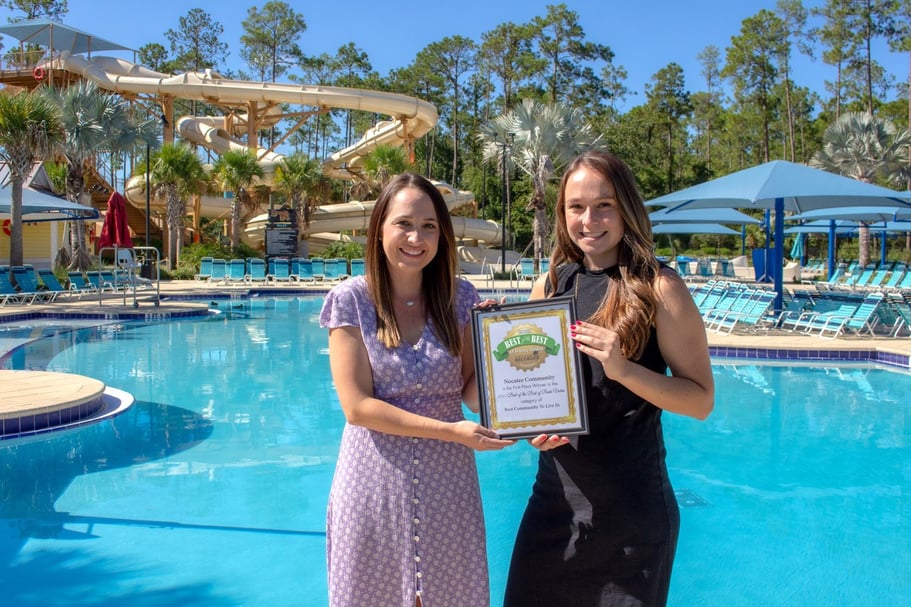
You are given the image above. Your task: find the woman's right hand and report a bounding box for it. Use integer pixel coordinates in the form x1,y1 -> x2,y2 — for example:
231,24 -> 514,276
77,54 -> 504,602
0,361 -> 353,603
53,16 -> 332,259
451,420 -> 515,451
529,434 -> 571,451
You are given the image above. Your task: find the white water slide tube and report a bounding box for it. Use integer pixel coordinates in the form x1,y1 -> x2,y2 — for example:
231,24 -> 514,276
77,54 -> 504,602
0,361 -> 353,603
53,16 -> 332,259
59,53 -> 502,247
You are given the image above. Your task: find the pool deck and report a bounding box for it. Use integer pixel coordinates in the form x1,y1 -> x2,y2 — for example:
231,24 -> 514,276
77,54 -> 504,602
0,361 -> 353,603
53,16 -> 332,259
1,278 -> 910,434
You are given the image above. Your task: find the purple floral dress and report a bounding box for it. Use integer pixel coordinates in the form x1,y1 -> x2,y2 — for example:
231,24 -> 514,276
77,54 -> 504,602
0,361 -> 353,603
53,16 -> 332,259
319,276 -> 489,607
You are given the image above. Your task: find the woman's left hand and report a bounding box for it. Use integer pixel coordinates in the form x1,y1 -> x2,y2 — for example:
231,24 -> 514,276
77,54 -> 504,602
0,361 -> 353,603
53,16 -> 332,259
570,320 -> 628,380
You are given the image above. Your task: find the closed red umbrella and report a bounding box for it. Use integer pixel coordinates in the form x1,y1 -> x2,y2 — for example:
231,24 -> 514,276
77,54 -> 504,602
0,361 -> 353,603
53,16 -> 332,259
97,191 -> 133,250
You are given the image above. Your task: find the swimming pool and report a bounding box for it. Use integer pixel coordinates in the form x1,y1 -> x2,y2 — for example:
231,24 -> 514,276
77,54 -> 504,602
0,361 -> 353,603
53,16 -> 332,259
1,295 -> 908,606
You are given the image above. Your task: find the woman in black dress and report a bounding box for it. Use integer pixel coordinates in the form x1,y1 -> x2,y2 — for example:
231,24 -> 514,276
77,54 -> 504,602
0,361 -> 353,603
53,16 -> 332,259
504,150 -> 715,607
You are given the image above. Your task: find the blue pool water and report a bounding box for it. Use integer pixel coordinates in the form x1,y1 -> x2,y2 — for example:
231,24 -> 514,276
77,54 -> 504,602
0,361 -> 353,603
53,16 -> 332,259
1,295 -> 909,606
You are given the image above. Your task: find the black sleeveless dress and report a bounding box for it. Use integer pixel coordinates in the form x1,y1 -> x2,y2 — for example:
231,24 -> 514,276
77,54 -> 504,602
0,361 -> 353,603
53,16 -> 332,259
503,263 -> 679,607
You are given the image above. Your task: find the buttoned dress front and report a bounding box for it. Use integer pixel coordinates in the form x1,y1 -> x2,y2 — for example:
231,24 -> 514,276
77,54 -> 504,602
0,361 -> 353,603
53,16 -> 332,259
319,276 -> 489,607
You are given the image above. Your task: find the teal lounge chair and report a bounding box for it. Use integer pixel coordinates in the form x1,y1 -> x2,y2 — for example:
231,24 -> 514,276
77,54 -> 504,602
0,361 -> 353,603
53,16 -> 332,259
11,266 -> 56,302
209,259 -> 227,283
349,258 -> 365,278
37,269 -> 70,299
311,257 -> 326,281
267,258 -> 292,283
195,257 -> 214,281
225,259 -> 247,284
1,273 -> 31,305
292,258 -> 314,282
246,258 -> 268,284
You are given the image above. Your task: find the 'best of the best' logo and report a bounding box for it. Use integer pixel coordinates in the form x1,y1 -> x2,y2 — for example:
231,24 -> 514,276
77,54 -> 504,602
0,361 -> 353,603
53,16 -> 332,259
493,323 -> 561,371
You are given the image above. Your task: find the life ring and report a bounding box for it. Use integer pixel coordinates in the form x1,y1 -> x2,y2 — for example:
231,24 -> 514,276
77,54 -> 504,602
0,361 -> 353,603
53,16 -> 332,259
2,219 -> 10,236
33,66 -> 46,81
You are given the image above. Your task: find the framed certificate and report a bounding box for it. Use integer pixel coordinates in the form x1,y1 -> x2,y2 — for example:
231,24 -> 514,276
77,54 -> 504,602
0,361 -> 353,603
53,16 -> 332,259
470,296 -> 588,440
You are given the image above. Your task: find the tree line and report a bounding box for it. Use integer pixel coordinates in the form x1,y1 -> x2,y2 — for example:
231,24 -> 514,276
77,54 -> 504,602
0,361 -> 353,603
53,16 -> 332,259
3,0 -> 911,265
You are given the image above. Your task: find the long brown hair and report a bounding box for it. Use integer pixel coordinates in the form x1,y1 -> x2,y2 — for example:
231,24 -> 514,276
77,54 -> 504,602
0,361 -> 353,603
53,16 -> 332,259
549,150 -> 660,359
364,173 -> 462,355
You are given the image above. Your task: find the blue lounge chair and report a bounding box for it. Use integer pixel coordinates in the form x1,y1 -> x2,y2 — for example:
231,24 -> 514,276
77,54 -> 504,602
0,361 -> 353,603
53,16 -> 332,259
225,259 -> 247,284
67,271 -> 97,297
292,258 -> 314,282
86,270 -> 116,292
246,258 -> 268,284
540,258 -> 550,275
267,257 -> 292,283
311,257 -> 326,281
209,259 -> 227,283
335,258 -> 349,280
11,266 -> 56,302
349,258 -> 365,278
195,257 -> 214,281
1,273 -> 31,305
515,258 -> 536,282
37,269 -> 70,299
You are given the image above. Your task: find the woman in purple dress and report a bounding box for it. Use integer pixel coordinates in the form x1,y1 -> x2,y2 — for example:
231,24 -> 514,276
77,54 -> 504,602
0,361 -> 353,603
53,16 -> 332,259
320,173 -> 514,607
504,151 -> 715,606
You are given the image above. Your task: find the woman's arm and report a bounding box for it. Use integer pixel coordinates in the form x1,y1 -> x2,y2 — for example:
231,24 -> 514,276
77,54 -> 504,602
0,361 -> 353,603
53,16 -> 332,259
328,325 -> 514,449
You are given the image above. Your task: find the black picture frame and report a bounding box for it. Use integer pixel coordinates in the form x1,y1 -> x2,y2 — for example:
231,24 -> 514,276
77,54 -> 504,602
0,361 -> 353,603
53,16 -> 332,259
470,296 -> 588,440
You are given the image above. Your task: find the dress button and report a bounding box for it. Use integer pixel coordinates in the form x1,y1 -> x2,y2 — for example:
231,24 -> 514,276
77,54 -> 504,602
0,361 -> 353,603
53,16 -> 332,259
416,383 -> 422,389
416,572 -> 423,579
412,478 -> 419,484
412,437 -> 419,444
415,556 -> 421,563
413,498 -> 420,504
414,518 -> 420,525
413,459 -> 420,465
413,535 -> 420,542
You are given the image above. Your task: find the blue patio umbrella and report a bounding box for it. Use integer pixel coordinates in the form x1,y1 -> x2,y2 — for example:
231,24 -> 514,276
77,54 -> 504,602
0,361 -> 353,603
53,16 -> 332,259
645,160 -> 911,311
648,207 -> 761,225
651,222 -> 740,235
789,206 -> 911,275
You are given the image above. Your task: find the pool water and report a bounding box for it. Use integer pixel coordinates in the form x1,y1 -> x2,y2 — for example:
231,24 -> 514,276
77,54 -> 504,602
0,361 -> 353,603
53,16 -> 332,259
1,295 -> 909,606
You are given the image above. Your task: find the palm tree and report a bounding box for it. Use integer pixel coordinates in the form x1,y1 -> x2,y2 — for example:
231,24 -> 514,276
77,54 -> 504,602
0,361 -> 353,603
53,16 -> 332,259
150,142 -> 207,270
810,111 -> 911,267
211,149 -> 265,250
479,99 -> 600,267
42,81 -> 159,269
273,153 -> 331,257
0,90 -> 62,269
351,144 -> 414,199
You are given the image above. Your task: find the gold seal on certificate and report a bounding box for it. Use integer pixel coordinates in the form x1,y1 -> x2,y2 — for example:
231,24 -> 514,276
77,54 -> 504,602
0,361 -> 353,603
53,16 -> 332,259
471,296 -> 588,439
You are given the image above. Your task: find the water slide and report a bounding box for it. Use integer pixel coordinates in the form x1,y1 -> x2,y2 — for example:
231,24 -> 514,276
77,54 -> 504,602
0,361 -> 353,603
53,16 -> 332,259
53,52 -> 506,259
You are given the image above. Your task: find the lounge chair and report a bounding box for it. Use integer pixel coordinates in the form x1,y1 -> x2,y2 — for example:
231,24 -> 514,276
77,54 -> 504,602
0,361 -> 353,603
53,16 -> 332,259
225,259 -> 248,284
311,257 -> 326,281
781,292 -> 884,339
704,289 -> 776,334
36,269 -> 71,300
67,271 -> 97,297
246,258 -> 268,284
1,273 -> 32,305
324,258 -> 340,282
882,264 -> 907,291
11,265 -> 56,302
292,258 -> 314,282
267,258 -> 292,283
514,258 -> 536,282
209,259 -> 227,283
349,258 -> 365,278
334,258 -> 350,280
195,257 -> 214,281
85,270 -> 117,292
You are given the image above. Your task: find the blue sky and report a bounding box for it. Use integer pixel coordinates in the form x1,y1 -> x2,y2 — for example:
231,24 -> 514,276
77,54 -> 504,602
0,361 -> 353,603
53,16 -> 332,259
1,0 -> 907,111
